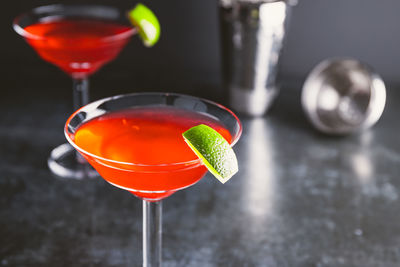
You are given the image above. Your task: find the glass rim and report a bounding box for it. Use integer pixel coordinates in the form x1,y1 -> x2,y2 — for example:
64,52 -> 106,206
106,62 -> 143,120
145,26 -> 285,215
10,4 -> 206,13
13,4 -> 137,42
65,92 -> 243,168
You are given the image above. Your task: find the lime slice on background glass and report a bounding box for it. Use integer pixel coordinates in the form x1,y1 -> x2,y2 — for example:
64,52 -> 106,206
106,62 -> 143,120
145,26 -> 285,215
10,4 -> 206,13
183,124 -> 238,184
127,3 -> 160,47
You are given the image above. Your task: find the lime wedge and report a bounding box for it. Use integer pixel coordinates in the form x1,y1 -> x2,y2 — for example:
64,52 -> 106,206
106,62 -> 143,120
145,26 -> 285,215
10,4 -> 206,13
183,124 -> 238,184
127,3 -> 160,47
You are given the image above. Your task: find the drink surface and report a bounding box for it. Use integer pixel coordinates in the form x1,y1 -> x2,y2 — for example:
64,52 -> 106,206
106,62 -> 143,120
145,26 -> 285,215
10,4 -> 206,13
73,106 -> 232,200
23,18 -> 133,78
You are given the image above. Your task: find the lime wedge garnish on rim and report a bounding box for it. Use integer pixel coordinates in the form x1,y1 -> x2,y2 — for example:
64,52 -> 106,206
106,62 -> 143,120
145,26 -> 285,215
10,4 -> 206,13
183,124 -> 238,184
127,3 -> 160,47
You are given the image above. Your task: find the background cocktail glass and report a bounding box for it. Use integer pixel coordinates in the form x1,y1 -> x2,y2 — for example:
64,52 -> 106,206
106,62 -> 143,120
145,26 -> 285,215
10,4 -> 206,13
65,92 -> 242,266
13,5 -> 136,179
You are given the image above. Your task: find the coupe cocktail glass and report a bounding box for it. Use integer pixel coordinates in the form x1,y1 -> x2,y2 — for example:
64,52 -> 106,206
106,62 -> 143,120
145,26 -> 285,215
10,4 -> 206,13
13,5 -> 137,179
65,92 -> 242,266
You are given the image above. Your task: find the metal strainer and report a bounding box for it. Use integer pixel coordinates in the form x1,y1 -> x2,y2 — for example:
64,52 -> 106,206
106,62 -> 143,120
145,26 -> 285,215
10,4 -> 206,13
301,58 -> 386,134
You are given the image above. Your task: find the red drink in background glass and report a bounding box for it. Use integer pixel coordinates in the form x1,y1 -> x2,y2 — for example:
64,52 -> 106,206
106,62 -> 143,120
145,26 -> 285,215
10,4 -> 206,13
71,106 -> 232,200
14,5 -> 137,179
23,19 -> 133,78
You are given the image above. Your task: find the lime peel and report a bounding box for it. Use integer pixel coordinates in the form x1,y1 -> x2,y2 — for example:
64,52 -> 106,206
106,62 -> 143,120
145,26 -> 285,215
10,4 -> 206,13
127,3 -> 160,47
183,124 -> 238,184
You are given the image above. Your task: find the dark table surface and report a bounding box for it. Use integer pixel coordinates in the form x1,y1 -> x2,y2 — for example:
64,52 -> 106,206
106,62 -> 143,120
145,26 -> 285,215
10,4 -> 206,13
1,84 -> 400,267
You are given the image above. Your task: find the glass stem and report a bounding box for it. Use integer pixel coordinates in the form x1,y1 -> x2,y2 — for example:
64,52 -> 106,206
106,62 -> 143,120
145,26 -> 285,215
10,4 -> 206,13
143,200 -> 162,267
72,78 -> 89,164
72,77 -> 89,111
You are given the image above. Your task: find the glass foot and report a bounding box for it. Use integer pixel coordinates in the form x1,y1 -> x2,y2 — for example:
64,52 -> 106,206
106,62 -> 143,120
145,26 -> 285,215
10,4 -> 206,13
47,143 -> 99,179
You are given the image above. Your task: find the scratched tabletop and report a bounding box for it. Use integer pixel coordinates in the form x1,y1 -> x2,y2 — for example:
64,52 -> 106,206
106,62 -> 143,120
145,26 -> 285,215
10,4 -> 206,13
1,85 -> 400,267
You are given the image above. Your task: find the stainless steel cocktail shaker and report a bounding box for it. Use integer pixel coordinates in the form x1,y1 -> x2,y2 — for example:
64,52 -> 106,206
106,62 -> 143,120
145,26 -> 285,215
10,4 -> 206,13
219,0 -> 295,116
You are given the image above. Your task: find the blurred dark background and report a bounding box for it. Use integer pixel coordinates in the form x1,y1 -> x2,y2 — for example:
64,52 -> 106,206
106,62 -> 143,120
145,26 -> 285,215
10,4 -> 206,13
3,2 -> 400,266
2,0 -> 400,106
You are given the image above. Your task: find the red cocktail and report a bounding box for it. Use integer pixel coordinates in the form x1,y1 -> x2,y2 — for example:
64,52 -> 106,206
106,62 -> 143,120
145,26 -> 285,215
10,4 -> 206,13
65,93 -> 242,266
23,19 -> 133,78
71,106 -> 232,200
13,5 -> 137,179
